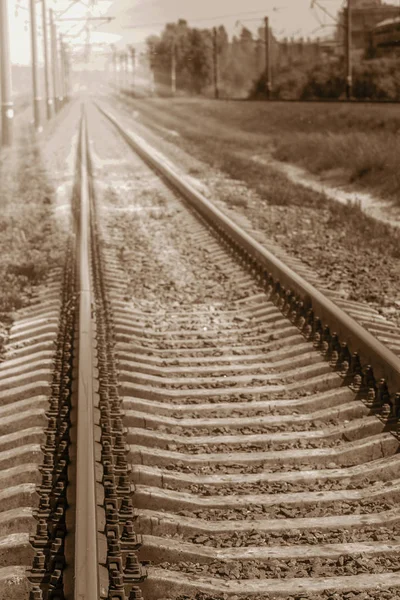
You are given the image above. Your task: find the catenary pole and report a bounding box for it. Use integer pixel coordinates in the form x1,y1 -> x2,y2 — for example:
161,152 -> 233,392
346,0 -> 353,99
117,53 -> 121,90
264,16 -> 272,100
59,34 -> 65,106
63,41 -> 70,101
30,0 -> 42,131
42,0 -> 53,119
125,51 -> 129,89
213,27 -> 219,99
50,9 -> 60,112
111,48 -> 116,87
171,41 -> 176,96
130,47 -> 136,91
0,0 -> 14,146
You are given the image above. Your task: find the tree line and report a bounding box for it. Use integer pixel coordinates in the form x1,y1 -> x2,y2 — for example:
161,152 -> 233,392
146,19 -> 264,98
145,20 -> 400,101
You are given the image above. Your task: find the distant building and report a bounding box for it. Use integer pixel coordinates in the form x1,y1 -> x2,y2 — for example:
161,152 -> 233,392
276,36 -> 338,66
352,0 -> 381,7
371,16 -> 400,54
337,0 -> 400,53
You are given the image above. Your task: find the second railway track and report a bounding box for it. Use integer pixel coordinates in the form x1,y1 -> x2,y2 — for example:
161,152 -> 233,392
1,100 -> 400,599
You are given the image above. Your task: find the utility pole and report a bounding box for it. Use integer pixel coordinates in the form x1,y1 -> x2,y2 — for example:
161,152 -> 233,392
346,0 -> 353,99
50,9 -> 60,112
41,0 -> 53,119
30,0 -> 42,131
171,41 -> 176,96
59,35 -> 65,106
121,53 -> 126,90
62,41 -> 70,101
117,52 -> 122,91
149,43 -> 156,95
264,17 -> 272,100
112,47 -> 117,88
125,52 -> 129,89
213,27 -> 219,99
130,47 -> 136,91
0,0 -> 14,146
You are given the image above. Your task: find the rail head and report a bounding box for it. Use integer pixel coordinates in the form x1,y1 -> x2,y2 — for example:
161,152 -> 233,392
74,107 -> 102,600
96,102 -> 400,402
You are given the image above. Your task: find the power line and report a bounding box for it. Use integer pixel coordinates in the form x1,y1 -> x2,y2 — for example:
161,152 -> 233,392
121,8 -> 289,30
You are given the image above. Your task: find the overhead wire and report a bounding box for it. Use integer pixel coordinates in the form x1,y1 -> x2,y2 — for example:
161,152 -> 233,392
121,8 -> 290,30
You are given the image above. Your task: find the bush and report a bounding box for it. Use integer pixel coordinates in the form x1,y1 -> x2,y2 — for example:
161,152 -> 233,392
251,68 -> 309,100
301,61 -> 346,99
250,57 -> 400,101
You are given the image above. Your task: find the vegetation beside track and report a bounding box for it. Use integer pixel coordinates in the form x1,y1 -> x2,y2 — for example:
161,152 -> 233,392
113,94 -> 400,324
0,128 -> 66,354
121,93 -> 400,205
252,57 -> 400,103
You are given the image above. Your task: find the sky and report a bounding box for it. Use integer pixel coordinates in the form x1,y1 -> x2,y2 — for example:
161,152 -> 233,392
102,0 -> 347,44
10,0 -> 348,65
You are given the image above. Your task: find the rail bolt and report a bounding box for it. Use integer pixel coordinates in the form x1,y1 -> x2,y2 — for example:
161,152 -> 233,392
39,496 -> 51,512
128,588 -> 144,600
33,551 -> 46,570
104,464 -> 115,476
36,519 -> 48,538
41,472 -> 52,488
366,387 -> 376,407
48,568 -> 62,588
109,566 -> 124,587
109,541 -> 122,556
121,521 -> 135,539
109,385 -> 119,399
107,506 -> 119,523
120,497 -> 134,518
29,586 -> 43,600
381,403 -> 392,420
125,553 -> 142,577
43,453 -> 55,468
329,350 -> 339,368
44,432 -> 56,450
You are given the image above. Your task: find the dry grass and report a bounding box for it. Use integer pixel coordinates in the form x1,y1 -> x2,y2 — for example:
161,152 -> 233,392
121,93 -> 400,204
114,93 -> 400,318
0,130 -> 66,330
273,130 -> 400,200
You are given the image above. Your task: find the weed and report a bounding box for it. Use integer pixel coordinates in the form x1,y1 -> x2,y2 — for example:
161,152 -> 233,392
188,167 -> 203,176
0,130 -> 66,349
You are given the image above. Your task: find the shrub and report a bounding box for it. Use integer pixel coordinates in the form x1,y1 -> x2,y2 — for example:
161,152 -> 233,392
250,57 -> 400,101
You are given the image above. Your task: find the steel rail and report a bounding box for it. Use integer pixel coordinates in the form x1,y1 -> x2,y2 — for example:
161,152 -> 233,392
74,107 -> 100,600
96,102 -> 400,395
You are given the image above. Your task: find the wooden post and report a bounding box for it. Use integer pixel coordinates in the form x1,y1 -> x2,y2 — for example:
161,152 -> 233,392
171,41 -> 176,96
346,0 -> 353,99
0,0 -> 14,145
213,27 -> 219,99
41,0 -> 53,119
30,0 -> 42,130
130,47 -> 136,90
264,16 -> 272,99
50,9 -> 60,112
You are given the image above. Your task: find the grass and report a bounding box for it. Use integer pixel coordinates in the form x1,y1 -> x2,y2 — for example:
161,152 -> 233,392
121,93 -> 400,204
273,130 -> 400,199
0,129 -> 67,346
115,93 -> 400,315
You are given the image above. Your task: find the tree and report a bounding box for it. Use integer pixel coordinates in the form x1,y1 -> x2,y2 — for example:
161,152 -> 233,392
146,21 -> 262,97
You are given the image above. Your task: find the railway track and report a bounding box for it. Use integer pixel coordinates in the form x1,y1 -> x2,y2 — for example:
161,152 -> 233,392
1,100 -> 400,599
